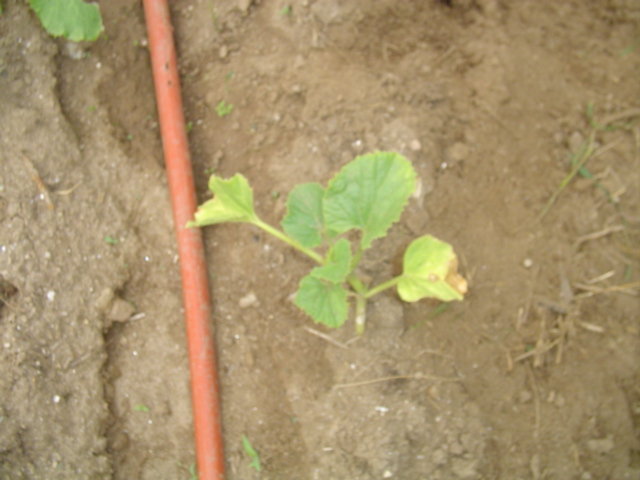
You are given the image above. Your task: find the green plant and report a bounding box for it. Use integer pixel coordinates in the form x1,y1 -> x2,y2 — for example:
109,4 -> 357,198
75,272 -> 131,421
189,151 -> 467,333
188,463 -> 198,480
241,435 -> 261,472
215,100 -> 233,117
104,235 -> 119,245
539,104 -> 640,219
29,0 -> 103,42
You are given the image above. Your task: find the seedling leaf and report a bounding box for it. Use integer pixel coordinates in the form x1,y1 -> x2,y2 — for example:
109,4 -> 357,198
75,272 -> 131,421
310,238 -> 351,283
324,151 -> 416,249
29,0 -> 103,42
187,174 -> 257,227
215,100 -> 233,117
295,275 -> 349,328
398,235 -> 467,302
241,435 -> 261,472
282,182 -> 325,248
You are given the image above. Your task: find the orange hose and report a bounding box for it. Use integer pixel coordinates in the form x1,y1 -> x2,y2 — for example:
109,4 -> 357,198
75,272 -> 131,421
142,1 -> 225,479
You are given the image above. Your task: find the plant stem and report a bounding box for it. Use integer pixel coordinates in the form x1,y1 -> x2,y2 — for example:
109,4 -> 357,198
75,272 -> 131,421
364,276 -> 401,299
350,244 -> 364,272
346,274 -> 368,334
538,133 -> 595,219
347,274 -> 366,295
354,295 -> 366,335
252,218 -> 324,264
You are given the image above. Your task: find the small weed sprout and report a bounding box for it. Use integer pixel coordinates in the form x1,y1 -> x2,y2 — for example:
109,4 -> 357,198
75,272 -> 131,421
188,463 -> 198,480
241,435 -> 261,472
189,151 -> 467,333
215,100 -> 233,117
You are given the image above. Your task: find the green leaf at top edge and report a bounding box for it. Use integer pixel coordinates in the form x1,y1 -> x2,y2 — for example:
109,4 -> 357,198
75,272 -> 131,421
29,0 -> 103,42
294,275 -> 349,328
323,151 -> 416,250
310,238 -> 352,283
187,173 -> 257,227
398,235 -> 467,303
282,182 -> 325,248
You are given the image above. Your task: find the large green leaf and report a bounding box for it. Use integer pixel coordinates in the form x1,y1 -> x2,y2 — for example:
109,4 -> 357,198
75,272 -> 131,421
398,235 -> 467,302
30,0 -> 103,42
323,152 -> 416,250
187,174 -> 257,227
294,275 -> 349,328
281,182 -> 325,248
310,238 -> 352,283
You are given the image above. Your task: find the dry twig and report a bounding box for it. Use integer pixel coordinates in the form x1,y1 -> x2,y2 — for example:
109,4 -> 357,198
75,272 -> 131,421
303,326 -> 349,349
573,225 -> 625,249
574,281 -> 640,299
21,152 -> 54,210
333,373 -> 459,390
517,264 -> 540,330
526,365 -> 541,440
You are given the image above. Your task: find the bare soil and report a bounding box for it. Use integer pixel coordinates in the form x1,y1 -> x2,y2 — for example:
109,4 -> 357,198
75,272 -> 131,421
1,1 -> 639,479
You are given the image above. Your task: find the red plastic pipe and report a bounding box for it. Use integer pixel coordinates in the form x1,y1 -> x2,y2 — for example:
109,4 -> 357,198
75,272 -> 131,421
142,1 -> 225,479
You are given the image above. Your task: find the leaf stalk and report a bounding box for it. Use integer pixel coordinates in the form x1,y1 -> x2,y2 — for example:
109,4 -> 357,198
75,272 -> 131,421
252,218 -> 324,264
364,276 -> 401,299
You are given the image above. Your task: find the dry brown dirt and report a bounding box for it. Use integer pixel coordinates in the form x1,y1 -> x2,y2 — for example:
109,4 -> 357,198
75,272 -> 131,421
1,0 -> 639,479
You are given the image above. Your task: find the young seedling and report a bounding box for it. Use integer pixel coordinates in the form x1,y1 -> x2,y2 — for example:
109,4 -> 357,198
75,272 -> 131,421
188,151 -> 467,333
215,100 -> 233,118
539,104 -> 640,219
241,435 -> 261,472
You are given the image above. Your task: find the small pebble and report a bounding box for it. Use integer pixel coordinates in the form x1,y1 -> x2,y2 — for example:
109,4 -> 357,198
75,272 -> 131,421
431,448 -> 447,466
410,139 -> 422,151
523,258 -> 533,268
451,456 -> 478,478
219,45 -> 228,59
448,142 -> 470,162
586,435 -> 614,454
64,42 -> 85,60
519,390 -> 533,403
427,384 -> 440,400
239,292 -> 258,308
107,298 -> 136,322
449,439 -> 464,456
237,0 -> 252,13
46,290 -> 56,302
383,471 -> 393,478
